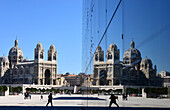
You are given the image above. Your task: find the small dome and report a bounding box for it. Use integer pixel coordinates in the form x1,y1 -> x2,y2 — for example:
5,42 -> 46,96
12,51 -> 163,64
23,57 -> 30,62
78,73 -> 85,75
50,44 -> 55,50
96,46 -> 102,52
108,43 -> 117,51
141,57 -> 152,65
36,42 -> 43,49
0,55 -> 9,62
65,72 -> 70,75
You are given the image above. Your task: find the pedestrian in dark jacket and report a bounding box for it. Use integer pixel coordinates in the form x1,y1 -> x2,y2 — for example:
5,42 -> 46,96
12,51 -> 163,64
109,94 -> 119,107
46,93 -> 53,107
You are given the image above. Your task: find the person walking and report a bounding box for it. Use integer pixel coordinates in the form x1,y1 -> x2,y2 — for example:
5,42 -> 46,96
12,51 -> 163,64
46,93 -> 53,107
40,94 -> 43,100
109,94 -> 119,107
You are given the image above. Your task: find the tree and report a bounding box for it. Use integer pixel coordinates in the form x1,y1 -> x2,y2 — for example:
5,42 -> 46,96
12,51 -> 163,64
2,85 -> 7,92
13,86 -> 22,93
126,88 -> 138,94
144,87 -> 167,94
0,86 -> 3,92
40,88 -> 46,93
29,88 -> 38,93
0,86 -> 8,92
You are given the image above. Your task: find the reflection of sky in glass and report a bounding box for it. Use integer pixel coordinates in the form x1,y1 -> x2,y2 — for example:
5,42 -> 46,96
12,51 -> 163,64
82,0 -> 170,73
123,0 -> 170,73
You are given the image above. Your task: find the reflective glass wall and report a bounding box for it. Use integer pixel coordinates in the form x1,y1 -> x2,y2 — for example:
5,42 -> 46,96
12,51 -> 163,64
82,0 -> 122,74
82,0 -> 170,107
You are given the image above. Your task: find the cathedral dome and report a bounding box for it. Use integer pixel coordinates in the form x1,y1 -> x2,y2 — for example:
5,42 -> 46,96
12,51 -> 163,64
108,43 -> 117,51
9,39 -> 23,57
123,41 -> 141,65
50,44 -> 55,50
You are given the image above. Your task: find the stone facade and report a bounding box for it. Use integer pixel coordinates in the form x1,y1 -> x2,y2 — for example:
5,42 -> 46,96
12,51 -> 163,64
159,71 -> 170,87
57,73 -> 93,86
0,39 -> 57,85
0,55 -> 9,83
93,41 -> 162,87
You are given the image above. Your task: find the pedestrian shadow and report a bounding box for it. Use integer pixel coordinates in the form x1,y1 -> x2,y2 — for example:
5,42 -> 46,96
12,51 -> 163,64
0,106 -> 169,110
53,97 -> 106,100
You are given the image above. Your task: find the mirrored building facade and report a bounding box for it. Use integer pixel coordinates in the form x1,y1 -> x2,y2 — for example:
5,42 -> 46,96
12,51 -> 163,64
82,0 -> 170,87
93,41 -> 161,86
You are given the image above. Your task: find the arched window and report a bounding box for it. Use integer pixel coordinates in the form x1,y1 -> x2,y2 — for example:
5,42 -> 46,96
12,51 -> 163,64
145,64 -> 147,69
95,54 -> 98,61
35,53 -> 38,59
99,54 -> 103,61
40,52 -> 43,59
48,56 -> 51,61
53,55 -> 56,60
14,70 -> 17,75
99,70 -> 107,85
108,53 -> 112,59
94,68 -> 98,78
26,69 -> 29,74
20,69 -> 23,74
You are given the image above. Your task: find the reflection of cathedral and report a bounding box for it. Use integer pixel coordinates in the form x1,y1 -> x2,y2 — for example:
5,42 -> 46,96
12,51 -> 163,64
0,39 -> 57,85
93,41 -> 162,87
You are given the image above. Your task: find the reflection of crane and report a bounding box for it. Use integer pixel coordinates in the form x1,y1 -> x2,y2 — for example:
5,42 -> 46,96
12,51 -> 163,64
90,0 -> 94,75
84,0 -> 122,74
136,24 -> 170,48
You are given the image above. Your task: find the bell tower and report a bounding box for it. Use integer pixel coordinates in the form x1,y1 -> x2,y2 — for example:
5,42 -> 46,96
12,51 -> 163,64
34,42 -> 44,61
48,44 -> 57,61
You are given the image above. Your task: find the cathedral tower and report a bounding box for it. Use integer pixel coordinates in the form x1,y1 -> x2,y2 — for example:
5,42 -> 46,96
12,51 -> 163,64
93,46 -> 104,62
48,44 -> 57,61
106,42 -> 120,63
34,42 -> 44,61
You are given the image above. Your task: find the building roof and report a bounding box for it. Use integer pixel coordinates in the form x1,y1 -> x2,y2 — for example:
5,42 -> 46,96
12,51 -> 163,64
9,39 -> 23,57
0,55 -> 9,62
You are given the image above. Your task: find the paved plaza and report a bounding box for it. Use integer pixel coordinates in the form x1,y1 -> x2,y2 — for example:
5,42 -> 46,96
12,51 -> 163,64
0,94 -> 170,109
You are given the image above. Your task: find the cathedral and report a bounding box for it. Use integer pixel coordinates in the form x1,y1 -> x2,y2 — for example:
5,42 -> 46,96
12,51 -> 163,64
93,41 -> 162,87
0,39 -> 57,85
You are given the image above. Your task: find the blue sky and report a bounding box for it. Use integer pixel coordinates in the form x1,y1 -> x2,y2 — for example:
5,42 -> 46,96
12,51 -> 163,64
0,0 -> 82,74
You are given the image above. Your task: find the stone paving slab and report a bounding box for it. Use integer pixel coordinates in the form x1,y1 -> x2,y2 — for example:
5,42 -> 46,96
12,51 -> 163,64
0,106 -> 170,110
0,94 -> 170,108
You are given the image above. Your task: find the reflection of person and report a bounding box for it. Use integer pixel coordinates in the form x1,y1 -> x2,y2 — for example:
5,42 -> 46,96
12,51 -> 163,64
40,94 -> 43,100
46,93 -> 53,107
126,93 -> 128,100
24,92 -> 27,99
123,94 -> 127,100
29,93 -> 31,99
109,94 -> 119,107
122,93 -> 128,100
24,91 -> 30,99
